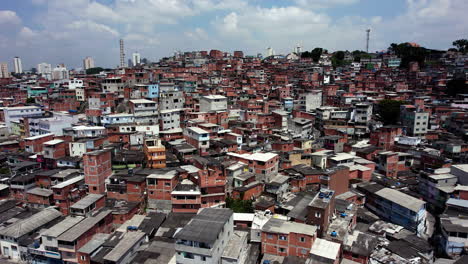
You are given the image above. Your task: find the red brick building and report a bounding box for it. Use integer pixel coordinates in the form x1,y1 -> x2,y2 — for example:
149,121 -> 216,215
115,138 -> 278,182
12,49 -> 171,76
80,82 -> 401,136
83,149 -> 112,194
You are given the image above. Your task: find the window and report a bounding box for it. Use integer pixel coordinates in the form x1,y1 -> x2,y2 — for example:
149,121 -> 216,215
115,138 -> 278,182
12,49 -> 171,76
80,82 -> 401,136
279,235 -> 287,241
80,256 -> 86,260
182,252 -> 194,259
279,248 -> 286,253
315,212 -> 321,217
267,234 -> 273,239
299,237 -> 305,242
201,256 -> 206,261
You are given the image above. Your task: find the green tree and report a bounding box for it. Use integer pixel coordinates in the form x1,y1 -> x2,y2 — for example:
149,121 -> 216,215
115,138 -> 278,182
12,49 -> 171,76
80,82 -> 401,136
388,42 -> 429,68
332,51 -> 346,67
226,197 -> 254,213
378,99 -> 407,125
26,97 -> 35,104
447,77 -> 468,97
311,48 -> 323,62
452,39 -> 468,53
86,67 -> 104,75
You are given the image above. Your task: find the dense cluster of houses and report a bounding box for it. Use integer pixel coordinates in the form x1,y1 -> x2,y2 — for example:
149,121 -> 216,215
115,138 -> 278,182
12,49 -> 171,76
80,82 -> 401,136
0,48 -> 466,264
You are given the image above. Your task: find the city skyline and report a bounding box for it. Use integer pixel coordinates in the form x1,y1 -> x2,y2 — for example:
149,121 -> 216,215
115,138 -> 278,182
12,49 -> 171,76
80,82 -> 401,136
0,0 -> 467,69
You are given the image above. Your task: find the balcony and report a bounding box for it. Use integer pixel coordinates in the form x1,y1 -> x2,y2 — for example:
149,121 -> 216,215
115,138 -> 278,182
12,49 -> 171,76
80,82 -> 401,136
107,184 -> 127,193
172,196 -> 201,204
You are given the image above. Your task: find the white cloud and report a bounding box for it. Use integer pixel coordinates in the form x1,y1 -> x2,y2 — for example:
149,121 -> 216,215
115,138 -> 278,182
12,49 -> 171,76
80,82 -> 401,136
66,20 -> 120,37
185,27 -> 209,40
293,0 -> 360,8
18,27 -> 38,39
2,0 -> 467,68
0,10 -> 21,25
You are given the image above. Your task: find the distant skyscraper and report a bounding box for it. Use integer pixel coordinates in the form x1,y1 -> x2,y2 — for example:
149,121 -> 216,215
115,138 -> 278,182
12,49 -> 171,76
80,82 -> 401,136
132,52 -> 141,66
295,44 -> 302,54
83,56 -> 95,70
37,63 -> 52,74
0,62 -> 10,78
52,65 -> 69,80
13,57 -> 22,74
128,59 -> 133,68
266,47 -> 274,57
119,39 -> 125,68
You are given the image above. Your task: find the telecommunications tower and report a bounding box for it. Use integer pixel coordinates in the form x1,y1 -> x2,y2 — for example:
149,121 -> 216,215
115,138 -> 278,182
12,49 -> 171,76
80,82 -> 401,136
366,29 -> 371,53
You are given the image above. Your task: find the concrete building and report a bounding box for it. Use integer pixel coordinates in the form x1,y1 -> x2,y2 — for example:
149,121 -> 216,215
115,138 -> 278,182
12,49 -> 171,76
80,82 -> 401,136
0,62 -> 10,78
144,137 -> 166,169
418,171 -> 457,210
0,208 -> 62,261
14,56 -> 22,74
52,65 -> 69,80
297,91 -> 322,112
83,149 -> 112,194
102,77 -> 125,92
83,56 -> 95,70
64,125 -> 106,139
174,208 -> 234,264
440,201 -> 468,258
129,99 -> 158,124
352,103 -> 373,125
3,105 -> 44,131
451,164 -> 468,185
227,152 -> 279,182
26,112 -> 80,137
184,127 -> 210,155
400,105 -> 429,138
37,62 -> 52,74
200,95 -> 228,112
132,52 -> 141,66
358,182 -> 427,236
261,218 -> 317,258
68,78 -> 84,89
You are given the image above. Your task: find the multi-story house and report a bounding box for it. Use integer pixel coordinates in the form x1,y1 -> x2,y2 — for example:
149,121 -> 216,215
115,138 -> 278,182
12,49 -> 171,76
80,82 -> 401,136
3,106 -> 44,131
147,168 -> 180,211
261,218 -> 317,258
418,171 -> 457,211
369,125 -> 403,150
174,208 -> 233,264
83,149 -> 112,194
52,175 -> 86,215
184,127 -> 210,155
0,208 -> 62,261
375,151 -> 413,178
24,133 -> 55,153
227,152 -> 279,182
171,179 -> 202,213
357,182 -> 427,236
57,209 -> 113,263
143,137 -> 166,169
400,105 -> 429,138
199,95 -> 227,112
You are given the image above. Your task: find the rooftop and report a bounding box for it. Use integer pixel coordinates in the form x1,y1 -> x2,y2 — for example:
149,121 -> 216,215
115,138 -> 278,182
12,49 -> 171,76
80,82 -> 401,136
104,231 -> 146,262
310,238 -> 340,259
58,209 -> 112,242
262,218 -> 317,237
70,194 -> 104,210
174,208 -> 233,244
375,188 -> 426,212
0,208 -> 62,239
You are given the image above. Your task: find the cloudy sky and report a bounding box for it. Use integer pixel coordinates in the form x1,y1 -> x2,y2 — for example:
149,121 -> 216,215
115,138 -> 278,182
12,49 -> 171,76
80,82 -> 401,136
0,0 -> 466,69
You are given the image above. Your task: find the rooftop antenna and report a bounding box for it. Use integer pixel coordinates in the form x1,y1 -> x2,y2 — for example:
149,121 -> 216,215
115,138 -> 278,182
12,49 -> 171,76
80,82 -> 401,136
366,29 -> 371,53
